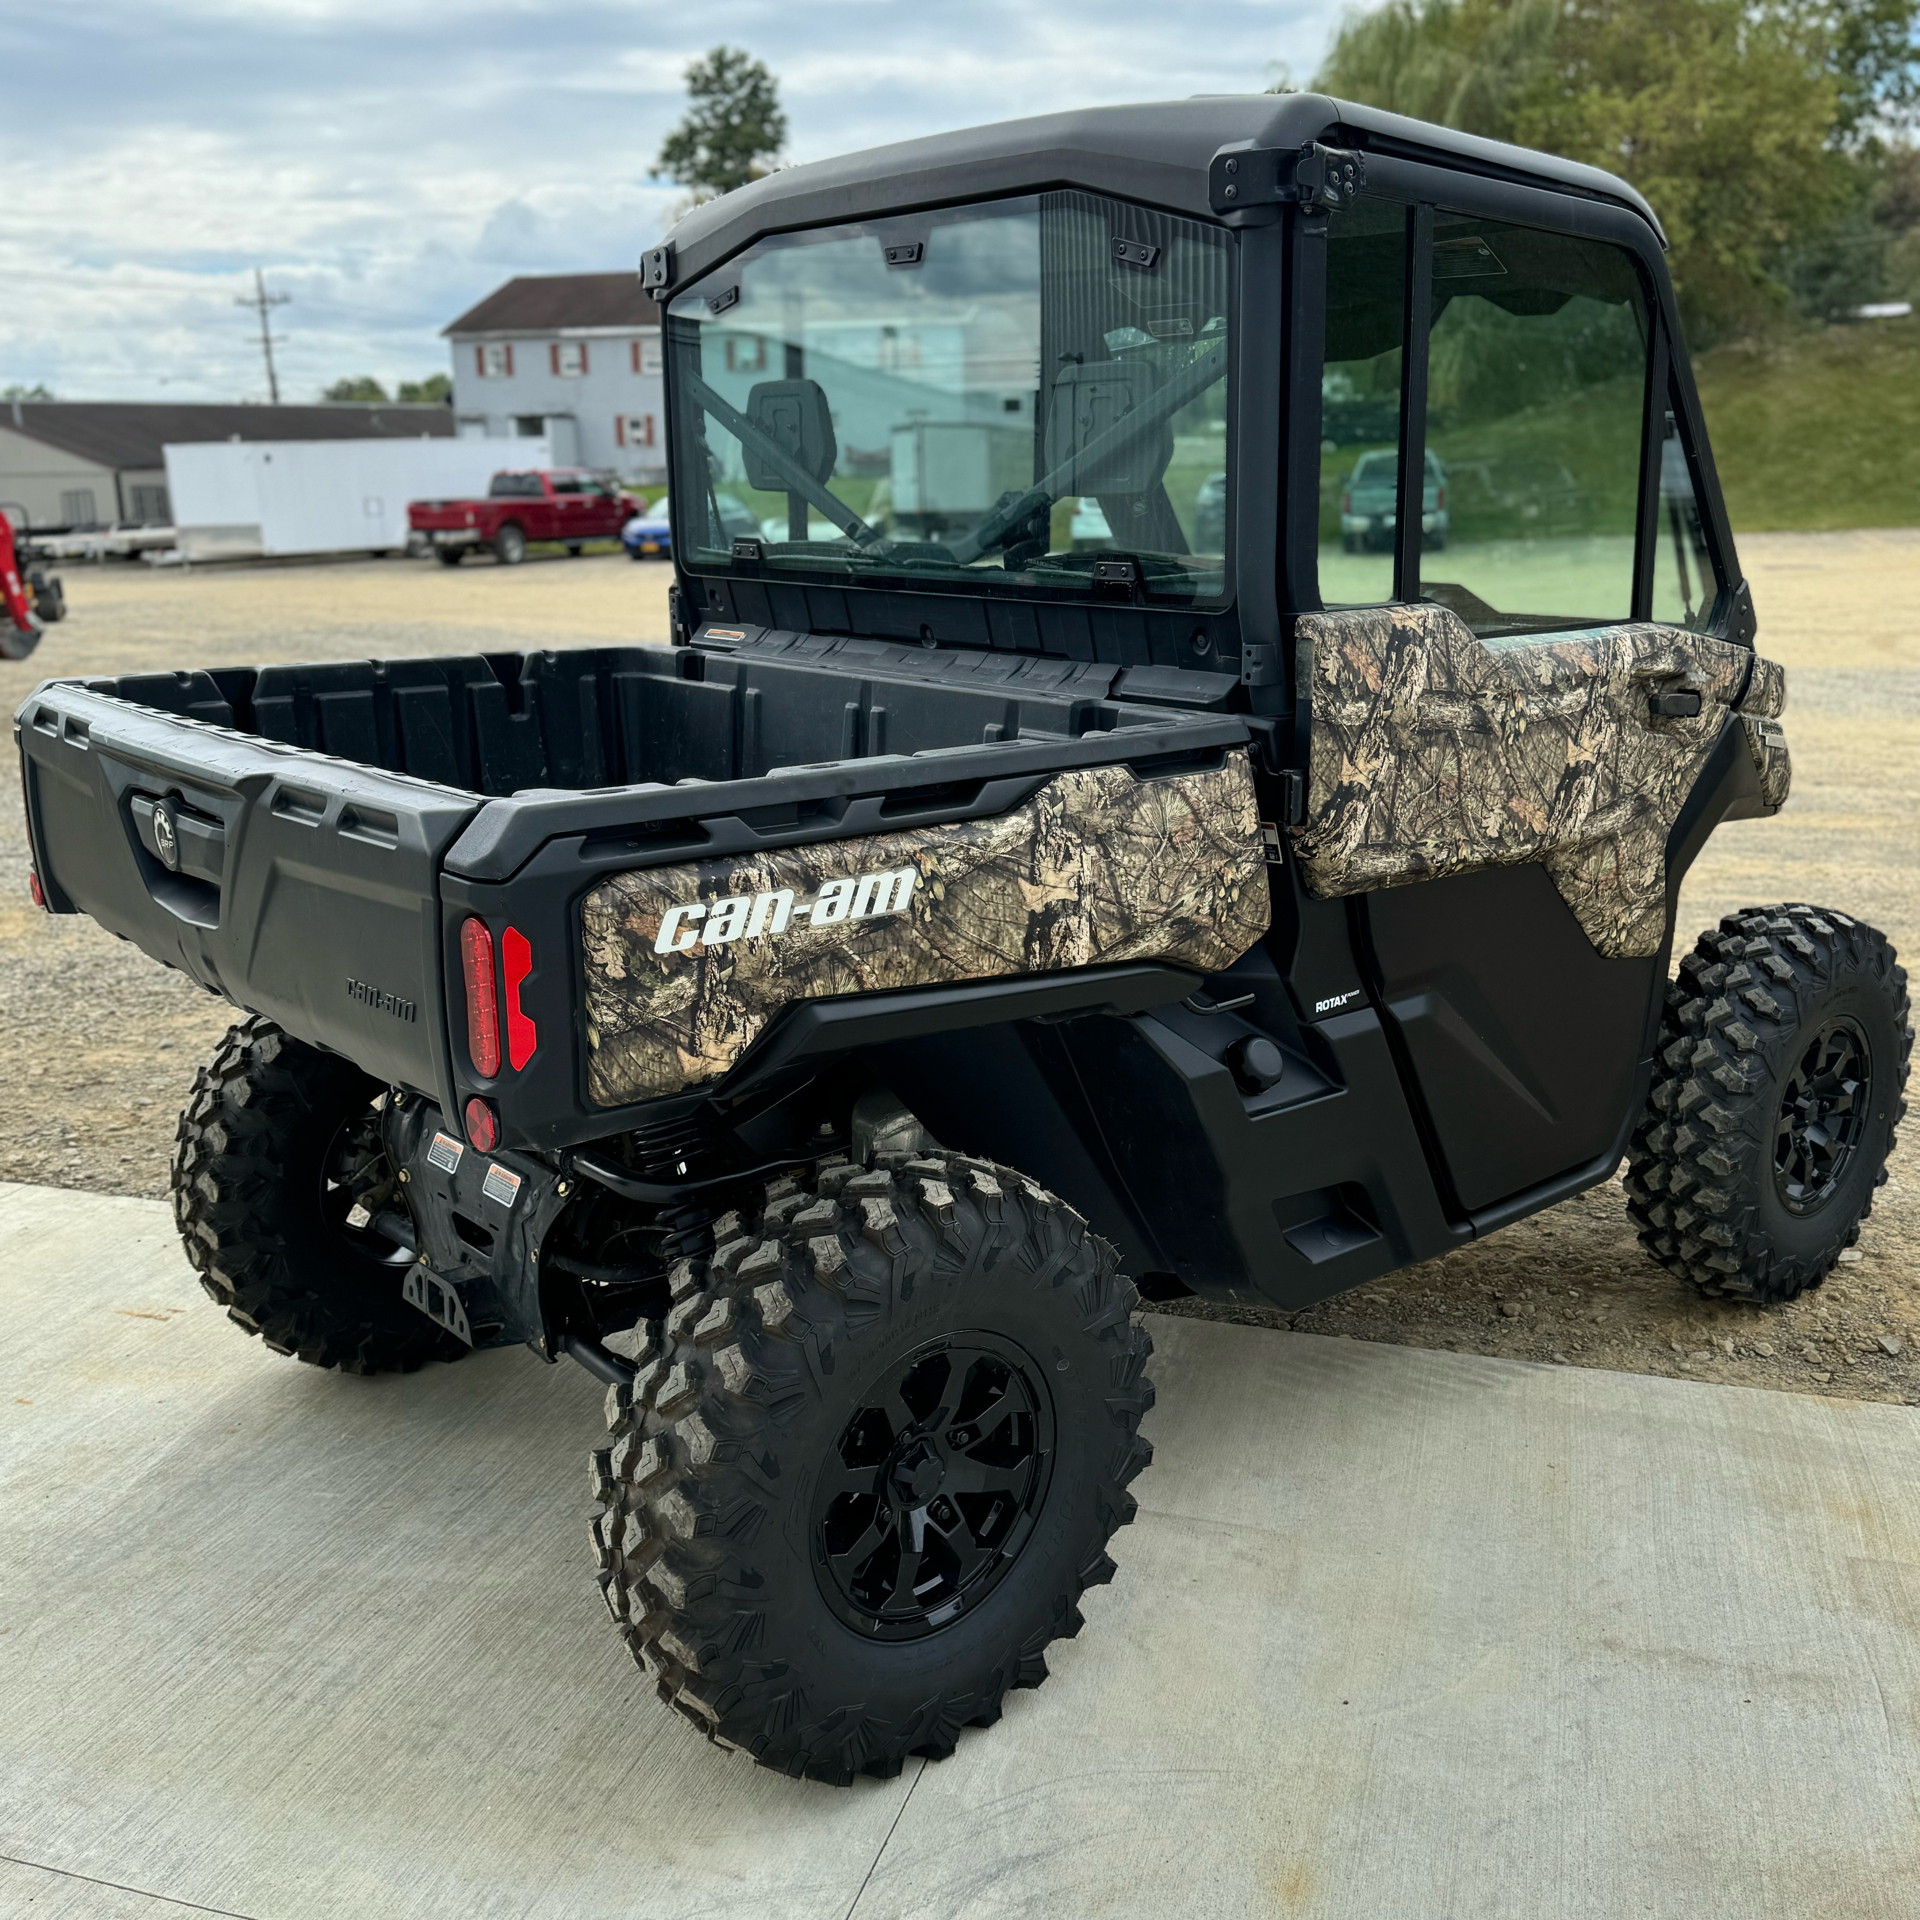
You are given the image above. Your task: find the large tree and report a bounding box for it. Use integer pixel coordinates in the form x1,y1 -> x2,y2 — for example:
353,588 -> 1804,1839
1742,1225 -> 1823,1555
1313,0 -> 1920,338
656,47 -> 787,201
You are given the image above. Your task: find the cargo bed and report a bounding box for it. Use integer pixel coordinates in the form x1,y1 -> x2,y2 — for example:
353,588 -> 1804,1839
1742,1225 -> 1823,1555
17,627 -> 1261,1147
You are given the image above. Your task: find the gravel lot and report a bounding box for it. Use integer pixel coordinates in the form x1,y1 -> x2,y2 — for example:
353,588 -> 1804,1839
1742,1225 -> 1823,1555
3,534 -> 1914,1405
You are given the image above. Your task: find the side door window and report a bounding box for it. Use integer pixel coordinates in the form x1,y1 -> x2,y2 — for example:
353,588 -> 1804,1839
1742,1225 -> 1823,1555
1649,392 -> 1723,629
1418,215 -> 1650,637
1318,199 -> 1407,607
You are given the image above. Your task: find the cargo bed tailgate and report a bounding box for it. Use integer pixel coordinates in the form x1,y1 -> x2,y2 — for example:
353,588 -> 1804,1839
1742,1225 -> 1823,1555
17,680 -> 478,1106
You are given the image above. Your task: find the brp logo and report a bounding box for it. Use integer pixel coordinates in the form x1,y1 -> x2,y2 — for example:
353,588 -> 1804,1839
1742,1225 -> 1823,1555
151,801 -> 179,872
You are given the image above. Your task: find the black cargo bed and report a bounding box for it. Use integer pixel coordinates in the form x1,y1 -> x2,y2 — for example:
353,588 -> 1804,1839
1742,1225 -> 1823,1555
17,627 -> 1253,1133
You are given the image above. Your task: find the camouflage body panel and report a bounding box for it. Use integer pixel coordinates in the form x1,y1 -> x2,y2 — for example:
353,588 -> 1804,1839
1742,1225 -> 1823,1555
1291,603 -> 1790,960
579,754 -> 1270,1106
1734,653 -> 1792,812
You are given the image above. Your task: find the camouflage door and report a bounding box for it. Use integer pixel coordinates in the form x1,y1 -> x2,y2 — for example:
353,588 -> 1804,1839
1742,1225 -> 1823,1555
1293,203 -> 1788,1211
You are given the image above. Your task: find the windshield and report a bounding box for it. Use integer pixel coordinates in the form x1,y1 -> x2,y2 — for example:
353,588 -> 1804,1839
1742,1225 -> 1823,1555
666,191 -> 1232,607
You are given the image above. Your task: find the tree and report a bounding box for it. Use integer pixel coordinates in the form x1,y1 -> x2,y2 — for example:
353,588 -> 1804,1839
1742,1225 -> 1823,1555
397,373 -> 452,404
323,376 -> 389,402
1,382 -> 54,401
1315,0 -> 1558,137
1311,0 -> 1920,339
656,46 -> 786,200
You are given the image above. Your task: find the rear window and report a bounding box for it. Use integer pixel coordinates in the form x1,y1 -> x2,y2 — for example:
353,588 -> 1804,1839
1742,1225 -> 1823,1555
488,473 -> 544,498
666,190 -> 1233,610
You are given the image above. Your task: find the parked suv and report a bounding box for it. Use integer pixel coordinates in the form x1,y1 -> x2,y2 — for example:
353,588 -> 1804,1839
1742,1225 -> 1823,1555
18,96 -> 1907,1788
1340,448 -> 1448,551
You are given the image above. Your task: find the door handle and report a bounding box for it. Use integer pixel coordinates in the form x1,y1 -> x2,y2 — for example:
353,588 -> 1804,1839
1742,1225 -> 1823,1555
1648,688 -> 1703,718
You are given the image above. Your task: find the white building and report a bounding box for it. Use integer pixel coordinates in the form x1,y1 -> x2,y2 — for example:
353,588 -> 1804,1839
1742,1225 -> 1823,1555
444,273 -> 665,483
0,399 -> 451,530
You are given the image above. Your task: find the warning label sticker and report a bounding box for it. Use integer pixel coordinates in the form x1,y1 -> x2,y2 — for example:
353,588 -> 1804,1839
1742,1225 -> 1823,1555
426,1132 -> 465,1175
481,1163 -> 523,1211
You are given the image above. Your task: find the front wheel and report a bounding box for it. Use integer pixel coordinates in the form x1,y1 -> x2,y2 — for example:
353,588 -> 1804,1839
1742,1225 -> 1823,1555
493,522 -> 527,565
589,1150 -> 1154,1783
1626,905 -> 1911,1303
172,1017 -> 465,1373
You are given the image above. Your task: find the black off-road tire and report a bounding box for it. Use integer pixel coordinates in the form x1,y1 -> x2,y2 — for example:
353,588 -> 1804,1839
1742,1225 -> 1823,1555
171,1016 -> 466,1373
588,1150 -> 1155,1785
434,544 -> 465,566
1626,905 -> 1911,1304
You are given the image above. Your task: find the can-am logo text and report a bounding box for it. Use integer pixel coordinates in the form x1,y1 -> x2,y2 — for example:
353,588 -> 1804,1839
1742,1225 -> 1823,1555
655,867 -> 919,955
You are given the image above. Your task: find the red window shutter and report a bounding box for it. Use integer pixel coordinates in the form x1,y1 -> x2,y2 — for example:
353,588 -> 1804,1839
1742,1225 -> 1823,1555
577,342 -> 588,374
504,343 -> 513,376
631,339 -> 641,374
549,341 -> 560,376
475,345 -> 485,376
640,414 -> 655,447
613,415 -> 625,447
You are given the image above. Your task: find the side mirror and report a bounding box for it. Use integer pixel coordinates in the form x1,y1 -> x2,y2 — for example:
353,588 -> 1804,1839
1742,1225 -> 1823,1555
742,379 -> 838,490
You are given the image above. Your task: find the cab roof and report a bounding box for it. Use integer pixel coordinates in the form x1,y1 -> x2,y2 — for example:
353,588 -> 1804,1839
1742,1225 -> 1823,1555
661,93 -> 1664,292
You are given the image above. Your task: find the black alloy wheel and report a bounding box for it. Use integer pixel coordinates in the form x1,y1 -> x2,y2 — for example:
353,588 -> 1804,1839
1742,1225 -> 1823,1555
1626,904 -> 1910,1303
589,1149 -> 1155,1783
814,1334 -> 1054,1641
1774,1017 -> 1871,1215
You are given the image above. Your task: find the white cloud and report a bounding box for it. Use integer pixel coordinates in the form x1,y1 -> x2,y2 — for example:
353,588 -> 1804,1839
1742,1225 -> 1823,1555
0,0 -> 1342,400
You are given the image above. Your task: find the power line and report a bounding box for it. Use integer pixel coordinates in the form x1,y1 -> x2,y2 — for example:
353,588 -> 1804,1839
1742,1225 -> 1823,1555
235,266 -> 291,403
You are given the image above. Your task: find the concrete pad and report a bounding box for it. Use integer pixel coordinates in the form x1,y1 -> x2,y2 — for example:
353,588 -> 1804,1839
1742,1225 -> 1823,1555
0,1855 -> 236,1917
5,1183 -> 1920,1919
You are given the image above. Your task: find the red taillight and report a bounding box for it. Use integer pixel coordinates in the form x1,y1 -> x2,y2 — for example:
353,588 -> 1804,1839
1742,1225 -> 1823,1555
1436,485 -> 1446,510
1341,491 -> 1351,513
460,916 -> 500,1077
463,1095 -> 499,1153
28,869 -> 45,909
502,925 -> 537,1070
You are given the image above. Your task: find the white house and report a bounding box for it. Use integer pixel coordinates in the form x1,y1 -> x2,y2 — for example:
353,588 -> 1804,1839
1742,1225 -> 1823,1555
444,273 -> 665,483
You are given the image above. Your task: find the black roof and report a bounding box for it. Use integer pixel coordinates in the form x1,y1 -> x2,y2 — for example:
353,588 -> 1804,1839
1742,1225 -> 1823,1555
2,401 -> 454,473
443,273 -> 657,337
666,93 -> 1663,289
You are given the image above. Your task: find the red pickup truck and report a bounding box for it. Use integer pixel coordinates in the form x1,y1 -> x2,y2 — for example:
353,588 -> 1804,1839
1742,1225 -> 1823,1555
409,469 -> 629,566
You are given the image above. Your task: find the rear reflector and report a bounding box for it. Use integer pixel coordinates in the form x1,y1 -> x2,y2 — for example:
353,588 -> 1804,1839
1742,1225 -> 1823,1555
463,1096 -> 499,1153
460,917 -> 500,1077
502,925 -> 537,1070
28,869 -> 44,910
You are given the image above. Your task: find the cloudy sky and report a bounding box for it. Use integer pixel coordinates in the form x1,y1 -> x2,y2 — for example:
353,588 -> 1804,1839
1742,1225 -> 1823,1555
1,0 -> 1341,402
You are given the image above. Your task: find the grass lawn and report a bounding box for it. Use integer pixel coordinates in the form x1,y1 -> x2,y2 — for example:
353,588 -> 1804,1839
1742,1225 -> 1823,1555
1694,316 -> 1920,532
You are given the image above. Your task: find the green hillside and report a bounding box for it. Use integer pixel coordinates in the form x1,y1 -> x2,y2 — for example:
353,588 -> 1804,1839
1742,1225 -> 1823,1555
1694,318 -> 1920,531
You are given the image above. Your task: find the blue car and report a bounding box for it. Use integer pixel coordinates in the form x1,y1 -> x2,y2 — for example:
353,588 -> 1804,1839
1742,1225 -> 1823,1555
621,498 -> 672,561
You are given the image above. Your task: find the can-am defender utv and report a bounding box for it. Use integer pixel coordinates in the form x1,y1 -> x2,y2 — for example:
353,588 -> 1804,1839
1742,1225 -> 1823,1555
16,94 -> 1910,1784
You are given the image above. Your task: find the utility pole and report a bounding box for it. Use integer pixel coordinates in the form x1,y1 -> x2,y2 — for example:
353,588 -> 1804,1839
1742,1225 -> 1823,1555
236,267 -> 290,404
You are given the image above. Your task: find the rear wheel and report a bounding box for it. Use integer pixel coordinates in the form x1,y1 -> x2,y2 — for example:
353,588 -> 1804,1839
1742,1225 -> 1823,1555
434,545 -> 464,566
171,1016 -> 465,1373
1626,905 -> 1910,1303
493,522 -> 527,565
589,1150 -> 1154,1783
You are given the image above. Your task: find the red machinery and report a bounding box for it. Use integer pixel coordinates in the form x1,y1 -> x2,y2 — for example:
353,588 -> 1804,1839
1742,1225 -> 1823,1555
1,507 -> 64,660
